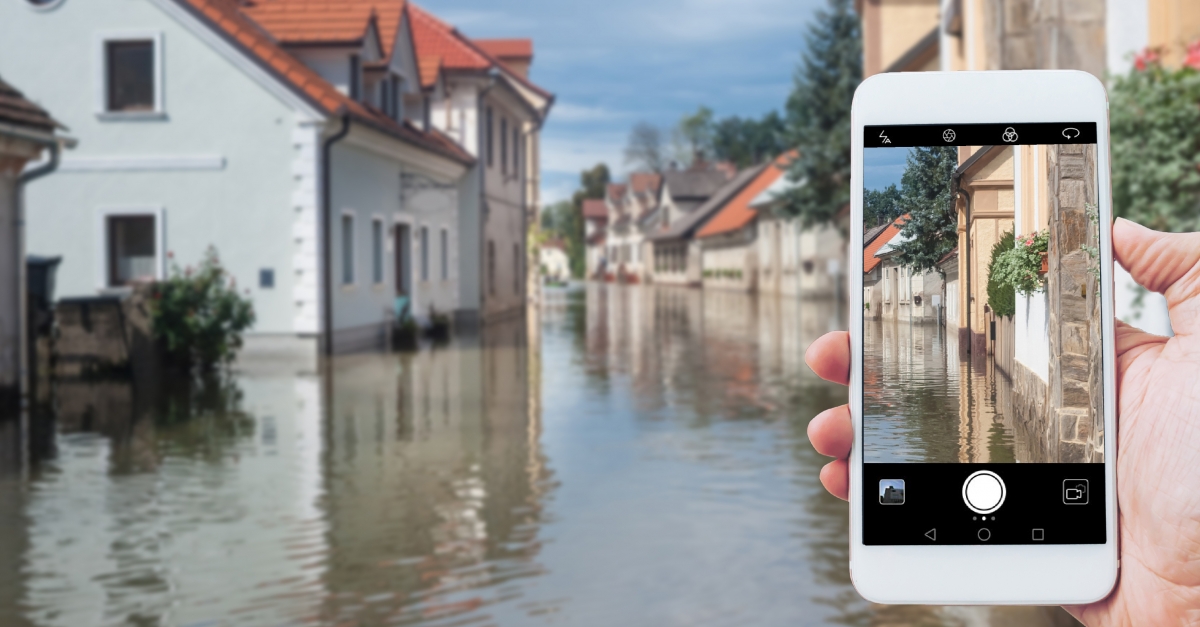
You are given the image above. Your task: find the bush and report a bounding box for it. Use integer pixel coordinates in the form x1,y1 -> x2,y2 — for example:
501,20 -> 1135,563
991,230 -> 1048,297
1111,46 -> 1200,232
150,247 -> 255,371
987,231 -> 1016,317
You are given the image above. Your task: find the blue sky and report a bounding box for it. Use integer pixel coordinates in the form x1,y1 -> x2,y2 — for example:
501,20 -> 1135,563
863,147 -> 911,192
423,0 -> 826,205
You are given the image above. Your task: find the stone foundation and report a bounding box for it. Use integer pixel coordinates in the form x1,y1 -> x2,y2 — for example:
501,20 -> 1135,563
1011,359 -> 1051,463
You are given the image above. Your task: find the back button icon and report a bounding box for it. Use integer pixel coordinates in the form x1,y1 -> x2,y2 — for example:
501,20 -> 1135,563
925,528 -> 937,541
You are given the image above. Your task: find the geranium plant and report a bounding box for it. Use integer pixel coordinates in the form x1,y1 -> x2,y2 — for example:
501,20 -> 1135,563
150,247 -> 255,371
991,229 -> 1049,296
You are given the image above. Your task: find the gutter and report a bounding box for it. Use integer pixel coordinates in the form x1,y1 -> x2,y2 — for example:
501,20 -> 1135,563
321,113 -> 352,357
7,126 -> 63,408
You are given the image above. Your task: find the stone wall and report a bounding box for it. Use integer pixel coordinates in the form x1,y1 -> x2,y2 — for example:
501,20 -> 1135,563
1046,144 -> 1102,463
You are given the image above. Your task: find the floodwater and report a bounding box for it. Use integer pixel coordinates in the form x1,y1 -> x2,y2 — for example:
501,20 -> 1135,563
862,319 -> 1017,464
0,284 -> 1075,626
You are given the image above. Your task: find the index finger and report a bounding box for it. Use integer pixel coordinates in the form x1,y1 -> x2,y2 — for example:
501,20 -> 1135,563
805,331 -> 851,386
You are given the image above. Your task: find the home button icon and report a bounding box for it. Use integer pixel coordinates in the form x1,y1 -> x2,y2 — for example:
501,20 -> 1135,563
978,528 -> 992,541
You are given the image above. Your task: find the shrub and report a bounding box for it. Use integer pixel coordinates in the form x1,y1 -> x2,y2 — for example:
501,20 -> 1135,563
150,247 -> 255,371
991,230 -> 1048,297
1111,45 -> 1200,232
986,231 -> 1016,317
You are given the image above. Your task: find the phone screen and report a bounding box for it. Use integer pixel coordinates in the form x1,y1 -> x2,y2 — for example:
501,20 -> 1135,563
860,123 -> 1106,545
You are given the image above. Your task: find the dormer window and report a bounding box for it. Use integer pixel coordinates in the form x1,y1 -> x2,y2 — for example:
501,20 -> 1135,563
349,54 -> 362,101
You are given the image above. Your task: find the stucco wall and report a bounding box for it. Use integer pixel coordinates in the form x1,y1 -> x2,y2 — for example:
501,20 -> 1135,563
1,0 -> 305,336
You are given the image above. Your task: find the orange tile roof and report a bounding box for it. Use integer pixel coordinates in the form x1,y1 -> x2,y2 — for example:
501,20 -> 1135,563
409,3 -> 490,87
242,0 -> 389,48
176,0 -> 472,165
475,38 -> 533,60
696,153 -> 794,239
582,198 -> 607,220
863,215 -> 907,274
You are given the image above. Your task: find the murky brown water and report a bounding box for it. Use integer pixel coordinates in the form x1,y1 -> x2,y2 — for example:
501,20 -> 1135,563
0,284 -> 1074,626
862,319 -> 1017,463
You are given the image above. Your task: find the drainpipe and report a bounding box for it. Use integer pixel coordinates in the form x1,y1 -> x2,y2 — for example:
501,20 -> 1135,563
956,186 -> 972,353
4,124 -> 62,407
476,74 -> 498,325
321,113 -> 352,357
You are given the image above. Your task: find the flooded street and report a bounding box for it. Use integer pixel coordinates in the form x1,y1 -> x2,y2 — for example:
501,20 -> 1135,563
0,285 -> 1073,626
862,320 -> 1017,464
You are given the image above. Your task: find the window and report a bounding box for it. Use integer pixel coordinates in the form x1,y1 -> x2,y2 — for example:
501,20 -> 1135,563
440,228 -> 448,280
513,243 -> 520,294
106,40 -> 154,112
488,240 -> 496,295
342,214 -> 355,285
486,107 -> 494,167
512,126 -> 520,179
371,219 -> 384,284
260,269 -> 275,289
500,117 -> 508,175
420,226 -> 429,281
349,55 -> 361,101
106,215 -> 156,286
380,80 -> 390,118
390,76 -> 402,120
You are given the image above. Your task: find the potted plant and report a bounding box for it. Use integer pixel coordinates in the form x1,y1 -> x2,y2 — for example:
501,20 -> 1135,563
992,229 -> 1050,296
426,306 -> 451,343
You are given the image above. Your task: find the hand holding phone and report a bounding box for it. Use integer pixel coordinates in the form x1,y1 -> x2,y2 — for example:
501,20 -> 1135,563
808,218 -> 1200,623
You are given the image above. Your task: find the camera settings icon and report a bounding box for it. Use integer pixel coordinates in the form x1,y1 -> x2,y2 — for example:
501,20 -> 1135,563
1063,479 -> 1089,505
942,129 -> 956,143
1002,127 -> 1018,143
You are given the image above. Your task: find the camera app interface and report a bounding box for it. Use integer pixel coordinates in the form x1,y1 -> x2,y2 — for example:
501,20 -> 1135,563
861,123 -> 1106,545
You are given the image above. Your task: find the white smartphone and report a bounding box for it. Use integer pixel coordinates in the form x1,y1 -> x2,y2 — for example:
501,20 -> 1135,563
848,70 -> 1118,605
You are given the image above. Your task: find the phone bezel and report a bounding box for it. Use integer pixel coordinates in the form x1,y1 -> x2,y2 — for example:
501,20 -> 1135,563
848,70 -> 1119,605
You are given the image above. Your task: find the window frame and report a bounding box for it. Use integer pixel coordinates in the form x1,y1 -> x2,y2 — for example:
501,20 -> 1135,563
512,125 -> 520,180
371,216 -> 385,286
94,31 -> 165,120
419,225 -> 429,282
486,107 -> 494,168
94,206 -> 165,290
341,211 -> 356,287
500,116 -> 508,176
349,54 -> 362,101
440,228 -> 449,281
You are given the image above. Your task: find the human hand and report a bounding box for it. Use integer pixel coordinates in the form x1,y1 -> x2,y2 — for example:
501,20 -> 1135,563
804,218 -> 1200,625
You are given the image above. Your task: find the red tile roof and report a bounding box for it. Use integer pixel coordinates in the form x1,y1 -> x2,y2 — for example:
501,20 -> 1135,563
629,172 -> 662,195
241,0 -> 390,48
863,215 -> 907,274
582,198 -> 607,220
606,183 -> 627,203
409,3 -> 490,87
475,38 -> 533,61
175,0 -> 473,165
696,153 -> 793,239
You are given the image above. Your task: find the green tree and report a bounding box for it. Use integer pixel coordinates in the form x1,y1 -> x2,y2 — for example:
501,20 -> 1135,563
675,106 -> 716,164
1110,60 -> 1200,233
987,230 -> 1016,317
892,146 -> 959,274
541,163 -> 609,278
779,0 -> 861,226
863,183 -> 903,226
712,112 -> 787,168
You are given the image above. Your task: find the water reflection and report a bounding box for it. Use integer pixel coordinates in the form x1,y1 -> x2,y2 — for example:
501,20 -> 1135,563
0,286 -> 1075,626
863,319 -> 1017,463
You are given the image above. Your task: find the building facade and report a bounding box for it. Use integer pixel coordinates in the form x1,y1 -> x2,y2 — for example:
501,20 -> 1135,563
0,0 -> 551,355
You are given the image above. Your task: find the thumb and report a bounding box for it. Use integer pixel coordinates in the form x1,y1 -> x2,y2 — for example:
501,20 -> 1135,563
1113,218 -> 1200,334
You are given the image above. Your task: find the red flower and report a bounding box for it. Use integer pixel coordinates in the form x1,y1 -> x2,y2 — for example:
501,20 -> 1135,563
1134,47 -> 1161,71
1185,41 -> 1200,70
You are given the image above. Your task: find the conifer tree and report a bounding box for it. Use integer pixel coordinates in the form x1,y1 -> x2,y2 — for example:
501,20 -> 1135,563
779,0 -> 861,226
892,146 -> 959,274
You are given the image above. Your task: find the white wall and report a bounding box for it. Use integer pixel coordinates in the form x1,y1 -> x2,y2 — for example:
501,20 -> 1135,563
1014,291 -> 1050,380
1107,0 -> 1150,74
1,0 -> 308,335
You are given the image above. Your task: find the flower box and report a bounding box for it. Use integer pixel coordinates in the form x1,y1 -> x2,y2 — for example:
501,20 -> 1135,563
1039,252 -> 1048,275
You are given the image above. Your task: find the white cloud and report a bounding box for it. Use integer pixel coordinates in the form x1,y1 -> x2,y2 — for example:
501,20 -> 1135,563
551,102 -> 631,123
539,133 -> 625,177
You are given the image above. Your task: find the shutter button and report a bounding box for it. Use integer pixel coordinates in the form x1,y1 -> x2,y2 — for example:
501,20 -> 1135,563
962,470 -> 1006,514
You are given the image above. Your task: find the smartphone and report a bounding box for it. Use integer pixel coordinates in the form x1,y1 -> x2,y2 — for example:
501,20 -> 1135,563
848,71 -> 1118,604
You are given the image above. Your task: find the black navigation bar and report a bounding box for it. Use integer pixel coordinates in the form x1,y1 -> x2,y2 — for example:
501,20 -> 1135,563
865,123 -> 1097,148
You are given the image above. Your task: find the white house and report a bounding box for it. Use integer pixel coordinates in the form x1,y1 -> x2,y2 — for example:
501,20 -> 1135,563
604,173 -> 661,283
0,0 -> 551,356
538,241 -> 569,283
582,198 -> 607,279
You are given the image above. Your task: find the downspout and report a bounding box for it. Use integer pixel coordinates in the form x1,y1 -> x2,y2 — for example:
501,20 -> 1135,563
7,125 -> 62,406
956,184 -> 972,353
476,74 -> 498,324
321,113 -> 352,357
